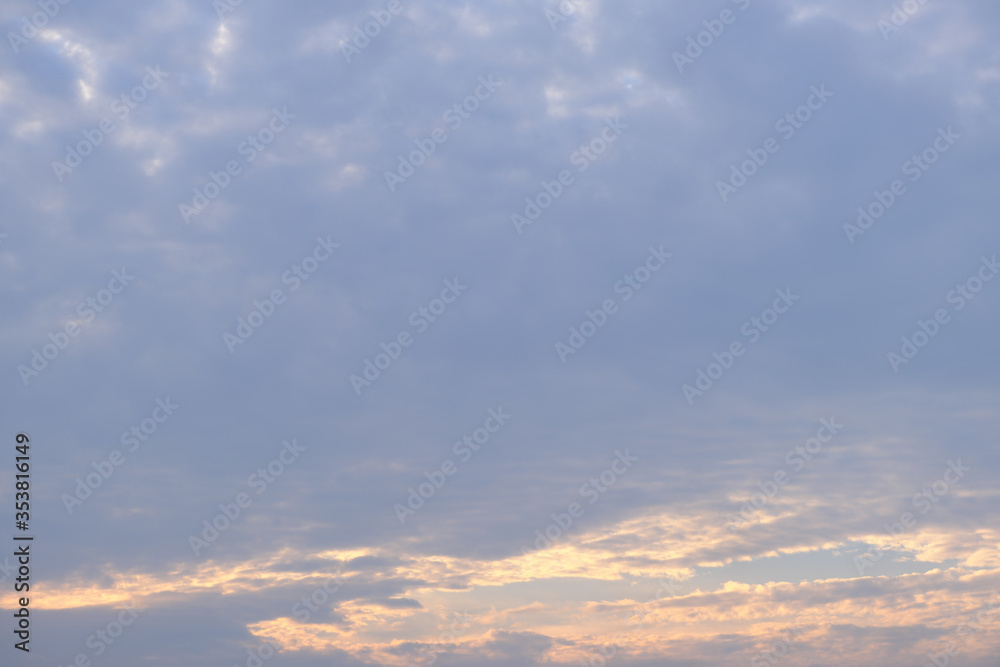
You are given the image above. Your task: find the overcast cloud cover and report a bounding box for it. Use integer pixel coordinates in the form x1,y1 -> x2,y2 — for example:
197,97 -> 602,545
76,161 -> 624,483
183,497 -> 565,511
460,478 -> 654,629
1,0 -> 1000,665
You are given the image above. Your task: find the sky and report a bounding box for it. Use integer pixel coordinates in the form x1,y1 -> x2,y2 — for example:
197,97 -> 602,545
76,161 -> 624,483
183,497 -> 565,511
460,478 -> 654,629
1,0 -> 1000,665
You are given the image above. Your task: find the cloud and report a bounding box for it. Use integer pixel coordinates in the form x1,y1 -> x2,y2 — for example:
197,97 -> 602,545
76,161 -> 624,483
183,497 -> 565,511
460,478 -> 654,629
2,0 -> 999,665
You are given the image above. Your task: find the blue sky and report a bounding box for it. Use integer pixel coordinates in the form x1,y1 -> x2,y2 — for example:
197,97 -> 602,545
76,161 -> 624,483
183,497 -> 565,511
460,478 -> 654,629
2,0 -> 1000,665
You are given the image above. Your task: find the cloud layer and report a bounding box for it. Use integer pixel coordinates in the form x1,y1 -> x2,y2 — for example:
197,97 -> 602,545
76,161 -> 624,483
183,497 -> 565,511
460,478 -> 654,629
1,0 -> 999,665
